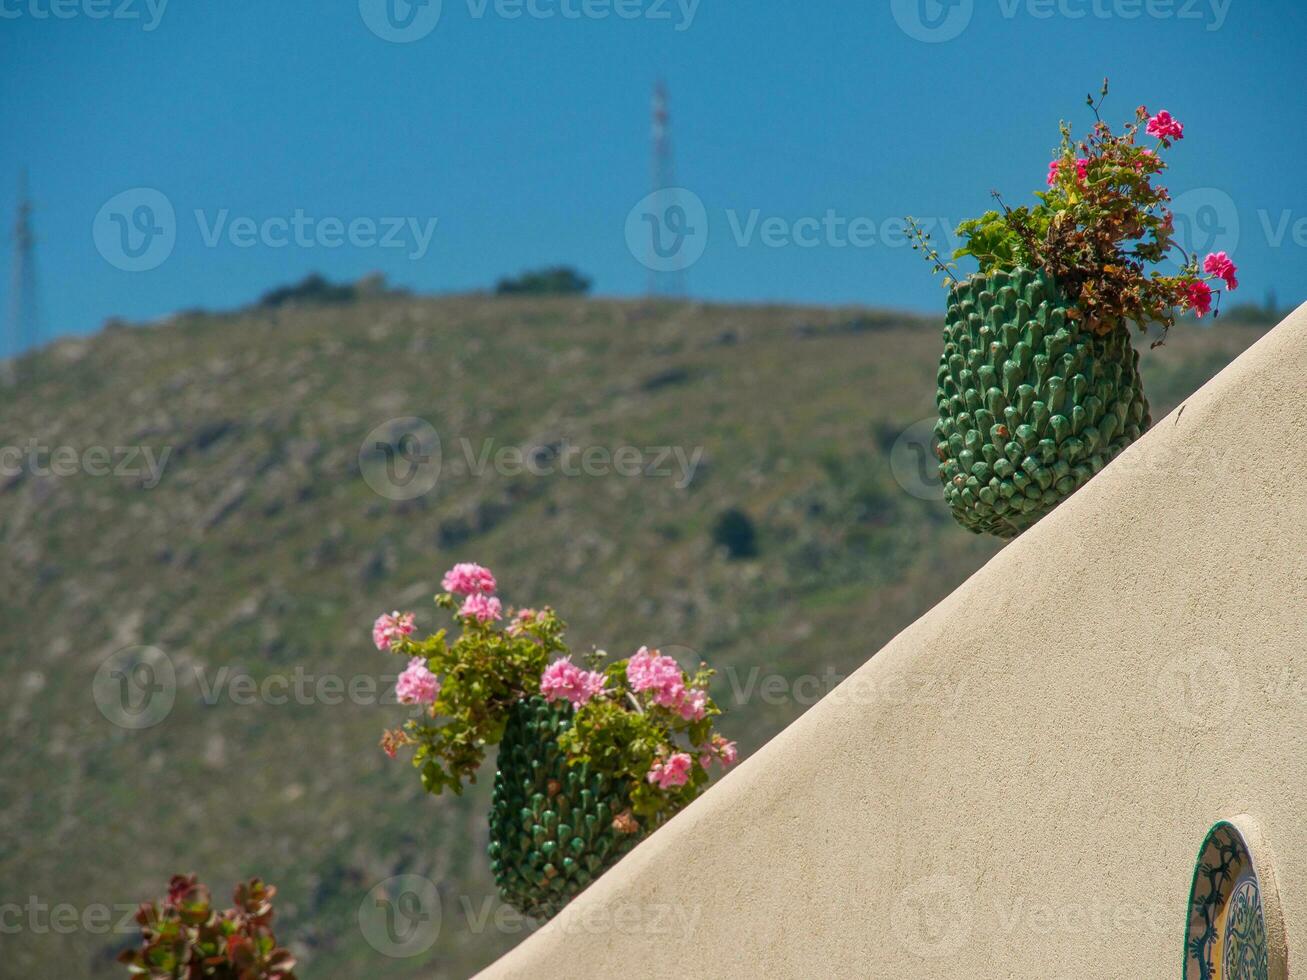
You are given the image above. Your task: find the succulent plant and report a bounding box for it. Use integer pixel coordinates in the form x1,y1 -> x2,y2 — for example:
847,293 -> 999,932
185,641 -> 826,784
117,875 -> 296,979
934,266 -> 1150,537
487,696 -> 645,920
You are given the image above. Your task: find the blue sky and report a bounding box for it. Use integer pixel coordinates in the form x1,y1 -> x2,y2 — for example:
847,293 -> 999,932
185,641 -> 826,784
1,0 -> 1303,350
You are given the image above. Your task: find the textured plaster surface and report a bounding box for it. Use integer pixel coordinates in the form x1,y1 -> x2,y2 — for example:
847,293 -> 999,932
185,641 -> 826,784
478,304 -> 1307,979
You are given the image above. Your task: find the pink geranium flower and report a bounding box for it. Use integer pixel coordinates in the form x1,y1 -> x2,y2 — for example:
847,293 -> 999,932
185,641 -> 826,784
1146,110 -> 1184,142
677,688 -> 709,721
540,657 -> 607,708
646,752 -> 692,789
459,593 -> 502,623
713,735 -> 738,766
1186,279 -> 1213,318
372,611 -> 415,651
1203,251 -> 1239,290
441,562 -> 497,596
506,608 -> 538,637
627,647 -> 712,718
699,734 -> 738,771
1046,157 -> 1088,187
627,647 -> 686,705
395,657 -> 440,705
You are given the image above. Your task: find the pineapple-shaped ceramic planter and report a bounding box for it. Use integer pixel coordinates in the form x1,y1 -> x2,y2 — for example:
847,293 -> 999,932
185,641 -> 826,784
487,696 -> 645,920
934,266 -> 1150,537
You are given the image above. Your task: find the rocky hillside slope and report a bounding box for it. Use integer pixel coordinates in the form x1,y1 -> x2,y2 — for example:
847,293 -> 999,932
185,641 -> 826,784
0,293 -> 1268,977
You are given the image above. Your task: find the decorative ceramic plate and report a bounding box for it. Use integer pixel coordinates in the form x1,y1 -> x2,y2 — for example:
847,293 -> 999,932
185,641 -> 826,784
1184,816 -> 1288,980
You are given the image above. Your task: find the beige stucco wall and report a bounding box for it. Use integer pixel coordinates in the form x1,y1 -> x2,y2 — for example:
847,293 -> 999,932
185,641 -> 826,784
479,304 -> 1307,980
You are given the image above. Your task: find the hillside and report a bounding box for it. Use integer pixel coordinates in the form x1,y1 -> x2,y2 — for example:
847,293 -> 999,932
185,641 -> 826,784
0,293 -> 1270,978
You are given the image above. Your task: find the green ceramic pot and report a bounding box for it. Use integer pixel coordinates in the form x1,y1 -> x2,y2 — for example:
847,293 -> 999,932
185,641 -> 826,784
934,266 -> 1150,537
487,696 -> 645,920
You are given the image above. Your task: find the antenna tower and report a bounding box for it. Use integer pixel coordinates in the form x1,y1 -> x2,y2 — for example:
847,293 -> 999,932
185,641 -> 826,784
6,169 -> 40,384
648,80 -> 687,297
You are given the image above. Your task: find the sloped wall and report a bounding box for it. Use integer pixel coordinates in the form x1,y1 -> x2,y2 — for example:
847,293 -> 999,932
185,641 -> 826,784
479,305 -> 1307,979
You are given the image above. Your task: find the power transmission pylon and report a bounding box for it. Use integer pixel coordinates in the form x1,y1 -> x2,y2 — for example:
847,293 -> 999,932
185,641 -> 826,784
648,79 -> 687,297
6,169 -> 40,386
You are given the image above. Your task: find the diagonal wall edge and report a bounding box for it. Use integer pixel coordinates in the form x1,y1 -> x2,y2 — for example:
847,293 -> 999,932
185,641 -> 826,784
478,304 -> 1307,980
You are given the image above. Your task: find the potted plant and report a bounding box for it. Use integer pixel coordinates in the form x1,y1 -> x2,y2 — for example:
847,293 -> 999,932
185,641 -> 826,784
908,80 -> 1240,537
374,563 -> 738,920
118,875 -> 297,979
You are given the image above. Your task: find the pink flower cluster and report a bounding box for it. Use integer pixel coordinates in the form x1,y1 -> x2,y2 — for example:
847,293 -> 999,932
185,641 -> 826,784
1187,252 -> 1239,318
459,593 -> 503,623
372,611 -> 415,651
1046,156 -> 1088,187
540,657 -> 607,708
647,752 -> 692,789
626,647 -> 709,720
442,562 -> 497,596
627,646 -> 683,696
441,563 -> 503,622
507,608 -> 537,636
1186,280 -> 1213,318
1204,251 -> 1238,290
1145,109 -> 1184,142
698,733 -> 739,771
396,657 -> 440,705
